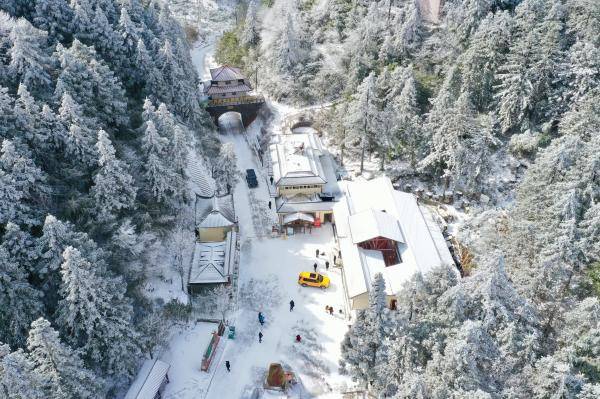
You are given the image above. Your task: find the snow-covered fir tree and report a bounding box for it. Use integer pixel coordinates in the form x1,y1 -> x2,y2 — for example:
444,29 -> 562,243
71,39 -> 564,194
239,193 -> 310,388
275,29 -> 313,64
26,318 -> 103,399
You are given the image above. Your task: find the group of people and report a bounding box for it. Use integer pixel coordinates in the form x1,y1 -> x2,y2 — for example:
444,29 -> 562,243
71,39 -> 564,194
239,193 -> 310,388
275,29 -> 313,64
313,249 -> 330,272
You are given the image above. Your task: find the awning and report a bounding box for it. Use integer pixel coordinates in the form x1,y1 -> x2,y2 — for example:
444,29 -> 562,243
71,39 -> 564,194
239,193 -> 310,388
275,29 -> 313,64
283,212 -> 315,224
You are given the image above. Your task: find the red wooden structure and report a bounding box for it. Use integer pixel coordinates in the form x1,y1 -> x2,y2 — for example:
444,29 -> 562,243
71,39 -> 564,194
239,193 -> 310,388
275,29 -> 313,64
357,236 -> 400,266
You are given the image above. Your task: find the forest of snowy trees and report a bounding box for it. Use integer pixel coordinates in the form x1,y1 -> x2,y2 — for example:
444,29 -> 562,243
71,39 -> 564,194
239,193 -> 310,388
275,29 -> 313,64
214,0 -> 600,397
0,0 -> 221,397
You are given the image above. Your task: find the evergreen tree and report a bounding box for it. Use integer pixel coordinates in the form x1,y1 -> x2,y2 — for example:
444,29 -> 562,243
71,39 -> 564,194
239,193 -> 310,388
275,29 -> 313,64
0,140 -> 47,226
33,0 -> 73,43
341,273 -> 391,390
91,130 -> 136,222
213,142 -> 239,195
141,120 -> 175,204
57,247 -> 139,376
8,18 -> 52,93
0,246 -> 43,349
348,72 -> 378,174
27,318 -> 103,399
0,344 -> 46,399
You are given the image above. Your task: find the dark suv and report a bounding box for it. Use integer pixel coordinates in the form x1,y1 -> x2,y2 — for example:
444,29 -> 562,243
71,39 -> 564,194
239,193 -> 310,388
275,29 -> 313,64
246,169 -> 258,188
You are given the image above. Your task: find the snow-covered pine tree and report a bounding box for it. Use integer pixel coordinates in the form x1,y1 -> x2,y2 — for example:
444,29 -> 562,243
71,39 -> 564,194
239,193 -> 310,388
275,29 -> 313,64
8,18 -> 52,94
0,139 -> 47,226
54,40 -> 128,129
340,273 -> 391,390
242,0 -> 260,47
0,344 -> 46,399
33,0 -> 73,43
57,92 -> 97,167
27,318 -> 103,399
0,245 -> 43,348
91,130 -> 136,222
348,71 -> 378,174
213,142 -> 239,195
141,120 -> 176,204
56,247 -> 140,377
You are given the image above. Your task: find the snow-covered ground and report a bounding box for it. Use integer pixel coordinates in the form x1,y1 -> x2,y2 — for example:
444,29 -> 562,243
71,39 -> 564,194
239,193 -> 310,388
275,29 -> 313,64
162,322 -> 221,398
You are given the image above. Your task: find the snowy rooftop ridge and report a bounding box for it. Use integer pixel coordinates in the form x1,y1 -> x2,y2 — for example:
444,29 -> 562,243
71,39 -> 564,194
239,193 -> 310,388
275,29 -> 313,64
209,65 -> 245,81
124,359 -> 169,399
189,231 -> 237,284
196,193 -> 236,228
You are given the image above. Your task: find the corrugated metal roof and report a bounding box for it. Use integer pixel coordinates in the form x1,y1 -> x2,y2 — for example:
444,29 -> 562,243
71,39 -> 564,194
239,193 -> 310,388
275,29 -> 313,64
206,83 -> 252,94
209,65 -> 245,81
124,359 -> 169,399
196,194 -> 236,227
349,209 -> 404,244
198,210 -> 235,228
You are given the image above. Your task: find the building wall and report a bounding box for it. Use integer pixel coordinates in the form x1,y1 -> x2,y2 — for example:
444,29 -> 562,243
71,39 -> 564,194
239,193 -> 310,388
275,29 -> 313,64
350,293 -> 397,310
278,184 -> 323,196
198,227 -> 229,242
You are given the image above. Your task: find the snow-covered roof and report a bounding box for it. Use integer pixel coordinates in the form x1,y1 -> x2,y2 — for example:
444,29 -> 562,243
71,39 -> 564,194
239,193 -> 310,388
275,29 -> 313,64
269,132 -> 327,187
206,83 -> 252,94
209,65 -> 245,81
276,194 -> 336,214
196,194 -> 235,228
334,177 -> 454,300
349,209 -> 404,244
283,212 -> 315,224
189,231 -> 237,284
124,359 -> 170,399
186,151 -> 215,197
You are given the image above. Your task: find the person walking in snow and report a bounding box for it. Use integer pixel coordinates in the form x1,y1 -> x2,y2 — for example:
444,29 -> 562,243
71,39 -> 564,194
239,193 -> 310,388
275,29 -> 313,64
325,305 -> 330,313
270,176 -> 274,185
295,334 -> 301,343
289,299 -> 295,311
329,306 -> 334,316
316,249 -> 319,257
313,262 -> 317,272
225,361 -> 231,372
259,331 -> 263,343
325,260 -> 330,270
258,312 -> 265,326
268,201 -> 272,209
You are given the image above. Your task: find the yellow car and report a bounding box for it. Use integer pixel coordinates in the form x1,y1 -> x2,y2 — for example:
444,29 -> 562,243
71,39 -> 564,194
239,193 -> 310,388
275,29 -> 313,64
298,272 -> 330,289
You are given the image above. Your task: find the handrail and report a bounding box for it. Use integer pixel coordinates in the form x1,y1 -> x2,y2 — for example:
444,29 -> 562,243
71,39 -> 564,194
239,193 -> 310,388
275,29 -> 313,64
207,95 -> 265,107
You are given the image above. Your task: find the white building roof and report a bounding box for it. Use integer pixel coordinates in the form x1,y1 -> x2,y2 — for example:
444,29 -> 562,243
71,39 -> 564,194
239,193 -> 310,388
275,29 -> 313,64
275,194 -> 336,214
349,209 -> 404,244
189,231 -> 237,284
124,359 -> 170,399
334,177 -> 454,300
269,132 -> 327,187
209,65 -> 245,81
196,195 -> 235,228
283,212 -> 315,224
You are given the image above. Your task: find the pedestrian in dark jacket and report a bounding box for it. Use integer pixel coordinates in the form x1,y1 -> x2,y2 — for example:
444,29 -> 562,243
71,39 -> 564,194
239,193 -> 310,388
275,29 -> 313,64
296,334 -> 301,343
325,261 -> 330,270
259,332 -> 263,343
313,262 -> 317,272
268,201 -> 272,209
316,249 -> 319,257
258,312 -> 264,326
270,176 -> 274,185
289,300 -> 295,311
225,361 -> 231,372
333,254 -> 337,264
329,306 -> 334,316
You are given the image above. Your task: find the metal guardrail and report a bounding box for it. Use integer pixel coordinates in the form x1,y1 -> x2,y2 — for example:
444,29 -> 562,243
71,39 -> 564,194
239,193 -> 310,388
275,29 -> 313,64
207,95 -> 265,107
